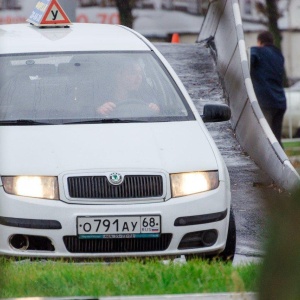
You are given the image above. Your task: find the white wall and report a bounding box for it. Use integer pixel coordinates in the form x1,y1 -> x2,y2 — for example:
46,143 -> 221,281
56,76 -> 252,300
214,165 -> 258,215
289,0 -> 300,28
282,32 -> 300,80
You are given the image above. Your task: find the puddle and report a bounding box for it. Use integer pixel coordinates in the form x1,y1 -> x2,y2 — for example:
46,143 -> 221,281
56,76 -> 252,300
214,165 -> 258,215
233,254 -> 262,266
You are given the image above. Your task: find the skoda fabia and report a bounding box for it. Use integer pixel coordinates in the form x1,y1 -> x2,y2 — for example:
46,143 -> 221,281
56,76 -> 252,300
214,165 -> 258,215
0,21 -> 235,260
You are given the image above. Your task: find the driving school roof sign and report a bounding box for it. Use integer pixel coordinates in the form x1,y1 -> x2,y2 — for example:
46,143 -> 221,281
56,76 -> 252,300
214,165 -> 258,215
27,0 -> 71,27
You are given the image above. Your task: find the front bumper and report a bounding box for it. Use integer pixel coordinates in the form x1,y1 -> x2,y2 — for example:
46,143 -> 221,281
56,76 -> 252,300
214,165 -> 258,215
0,182 -> 230,258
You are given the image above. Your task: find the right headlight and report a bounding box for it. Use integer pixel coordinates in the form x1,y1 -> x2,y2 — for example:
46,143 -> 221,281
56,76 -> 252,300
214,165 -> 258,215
1,176 -> 59,200
170,171 -> 219,198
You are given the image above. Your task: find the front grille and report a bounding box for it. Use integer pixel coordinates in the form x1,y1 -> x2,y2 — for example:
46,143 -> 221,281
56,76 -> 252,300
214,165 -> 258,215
67,175 -> 163,199
63,234 -> 172,253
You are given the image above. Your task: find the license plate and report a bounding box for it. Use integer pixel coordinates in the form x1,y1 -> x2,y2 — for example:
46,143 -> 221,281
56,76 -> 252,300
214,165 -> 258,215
77,215 -> 161,239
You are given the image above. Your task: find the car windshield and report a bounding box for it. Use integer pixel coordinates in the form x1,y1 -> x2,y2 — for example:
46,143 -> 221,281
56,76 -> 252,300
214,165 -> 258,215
0,52 -> 195,124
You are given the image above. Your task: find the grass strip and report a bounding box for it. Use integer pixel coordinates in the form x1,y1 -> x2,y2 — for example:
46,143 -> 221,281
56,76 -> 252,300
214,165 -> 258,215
283,140 -> 300,157
283,140 -> 300,148
0,257 -> 260,298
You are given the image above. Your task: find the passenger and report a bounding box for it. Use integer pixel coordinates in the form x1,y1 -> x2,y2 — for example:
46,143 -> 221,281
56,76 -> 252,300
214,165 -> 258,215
97,61 -> 160,116
250,31 -> 287,147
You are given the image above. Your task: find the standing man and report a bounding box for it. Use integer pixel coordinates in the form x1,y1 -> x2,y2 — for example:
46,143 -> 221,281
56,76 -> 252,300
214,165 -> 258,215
250,31 -> 287,147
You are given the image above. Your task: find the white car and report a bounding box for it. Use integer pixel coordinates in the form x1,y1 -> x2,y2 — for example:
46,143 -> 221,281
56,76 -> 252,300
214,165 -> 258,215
0,22 -> 235,260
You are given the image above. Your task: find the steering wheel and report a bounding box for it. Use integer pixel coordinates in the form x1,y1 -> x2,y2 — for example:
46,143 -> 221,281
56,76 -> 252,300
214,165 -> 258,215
111,99 -> 155,117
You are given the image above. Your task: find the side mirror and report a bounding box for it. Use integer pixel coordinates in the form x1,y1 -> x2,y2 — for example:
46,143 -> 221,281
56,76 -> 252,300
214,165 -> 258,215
201,104 -> 231,123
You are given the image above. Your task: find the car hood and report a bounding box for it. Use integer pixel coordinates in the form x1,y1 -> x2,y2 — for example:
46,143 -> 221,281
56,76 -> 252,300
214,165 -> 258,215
0,121 -> 218,175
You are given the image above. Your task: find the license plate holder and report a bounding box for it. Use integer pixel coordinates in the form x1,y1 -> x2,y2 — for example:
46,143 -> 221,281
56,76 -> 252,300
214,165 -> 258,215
77,215 -> 161,239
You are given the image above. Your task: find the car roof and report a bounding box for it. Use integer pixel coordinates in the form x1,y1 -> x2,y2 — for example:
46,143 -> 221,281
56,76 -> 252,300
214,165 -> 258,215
0,23 -> 151,55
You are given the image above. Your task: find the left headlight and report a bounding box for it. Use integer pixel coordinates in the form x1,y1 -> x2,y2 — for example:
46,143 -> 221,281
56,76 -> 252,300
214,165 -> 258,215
170,171 -> 219,198
1,176 -> 59,200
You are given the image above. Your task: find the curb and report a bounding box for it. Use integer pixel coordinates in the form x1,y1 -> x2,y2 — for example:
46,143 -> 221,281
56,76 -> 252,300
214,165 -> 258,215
3,294 -> 257,300
98,293 -> 257,299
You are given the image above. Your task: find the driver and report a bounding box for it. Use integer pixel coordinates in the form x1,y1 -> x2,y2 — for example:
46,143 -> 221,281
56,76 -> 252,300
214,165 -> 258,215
97,61 -> 160,116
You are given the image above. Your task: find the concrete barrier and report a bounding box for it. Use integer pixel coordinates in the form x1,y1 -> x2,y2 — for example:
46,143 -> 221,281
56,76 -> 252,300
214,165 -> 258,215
197,0 -> 300,191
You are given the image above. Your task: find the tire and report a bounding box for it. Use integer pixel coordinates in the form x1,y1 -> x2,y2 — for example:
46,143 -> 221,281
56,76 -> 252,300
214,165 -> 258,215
218,207 -> 236,262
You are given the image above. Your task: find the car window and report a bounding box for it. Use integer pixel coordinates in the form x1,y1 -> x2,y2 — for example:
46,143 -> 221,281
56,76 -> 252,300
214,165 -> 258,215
0,52 -> 195,124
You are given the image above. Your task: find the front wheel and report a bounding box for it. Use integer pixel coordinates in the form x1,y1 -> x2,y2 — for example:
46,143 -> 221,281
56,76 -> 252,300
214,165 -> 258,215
218,208 -> 236,261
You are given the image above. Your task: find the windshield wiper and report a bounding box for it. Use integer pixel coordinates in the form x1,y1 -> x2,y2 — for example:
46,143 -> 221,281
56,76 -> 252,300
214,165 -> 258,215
0,119 -> 53,125
0,118 -> 149,126
64,118 -> 147,124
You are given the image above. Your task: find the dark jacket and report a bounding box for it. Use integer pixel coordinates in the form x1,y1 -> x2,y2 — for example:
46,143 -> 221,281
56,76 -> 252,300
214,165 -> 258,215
250,45 -> 286,110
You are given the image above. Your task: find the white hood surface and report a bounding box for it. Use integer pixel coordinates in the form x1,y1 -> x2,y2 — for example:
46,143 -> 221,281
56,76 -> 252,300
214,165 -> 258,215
0,121 -> 218,175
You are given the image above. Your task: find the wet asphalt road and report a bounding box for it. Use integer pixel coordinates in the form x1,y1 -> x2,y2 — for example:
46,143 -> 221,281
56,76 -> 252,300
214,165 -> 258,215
155,43 -> 276,261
